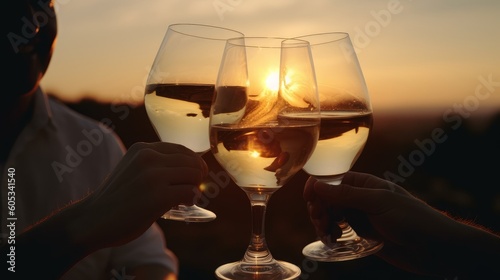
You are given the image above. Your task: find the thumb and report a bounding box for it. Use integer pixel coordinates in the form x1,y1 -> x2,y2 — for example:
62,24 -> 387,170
313,180 -> 391,215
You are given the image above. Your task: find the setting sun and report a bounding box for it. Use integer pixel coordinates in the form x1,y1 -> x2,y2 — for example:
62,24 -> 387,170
250,150 -> 261,158
264,71 -> 280,92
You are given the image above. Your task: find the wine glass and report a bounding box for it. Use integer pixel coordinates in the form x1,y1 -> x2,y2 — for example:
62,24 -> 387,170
210,37 -> 320,280
144,23 -> 243,222
298,32 -> 383,261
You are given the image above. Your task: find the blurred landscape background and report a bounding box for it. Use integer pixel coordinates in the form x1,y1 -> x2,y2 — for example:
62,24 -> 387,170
57,93 -> 499,280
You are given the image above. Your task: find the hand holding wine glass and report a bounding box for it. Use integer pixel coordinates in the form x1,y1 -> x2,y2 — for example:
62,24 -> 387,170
298,32 -> 383,261
210,37 -> 320,279
144,23 -> 243,222
305,171 -> 500,278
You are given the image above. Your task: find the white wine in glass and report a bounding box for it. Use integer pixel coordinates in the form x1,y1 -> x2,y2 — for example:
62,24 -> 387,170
210,37 -> 321,280
299,32 -> 384,261
145,23 -> 243,222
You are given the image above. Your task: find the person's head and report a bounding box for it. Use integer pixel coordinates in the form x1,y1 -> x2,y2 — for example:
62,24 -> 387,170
4,0 -> 57,102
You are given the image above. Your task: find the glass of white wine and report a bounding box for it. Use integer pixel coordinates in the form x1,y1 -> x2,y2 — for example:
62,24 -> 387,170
298,32 -> 383,261
144,23 -> 243,222
210,37 -> 321,279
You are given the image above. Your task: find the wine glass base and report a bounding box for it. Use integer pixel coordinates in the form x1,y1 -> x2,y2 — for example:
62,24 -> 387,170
215,260 -> 301,280
302,238 -> 383,262
161,204 -> 216,222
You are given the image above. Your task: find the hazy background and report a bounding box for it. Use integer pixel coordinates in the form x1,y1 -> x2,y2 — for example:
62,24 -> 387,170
42,1 -> 499,279
43,0 -> 500,110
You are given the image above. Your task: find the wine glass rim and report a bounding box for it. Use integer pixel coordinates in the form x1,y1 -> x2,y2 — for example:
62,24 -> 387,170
226,36 -> 311,48
168,23 -> 244,41
295,32 -> 350,46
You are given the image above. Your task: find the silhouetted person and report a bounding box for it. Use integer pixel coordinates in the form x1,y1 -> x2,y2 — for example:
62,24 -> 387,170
2,1 -> 206,279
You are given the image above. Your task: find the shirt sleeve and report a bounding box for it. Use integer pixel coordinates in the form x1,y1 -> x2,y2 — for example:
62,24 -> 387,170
107,223 -> 179,275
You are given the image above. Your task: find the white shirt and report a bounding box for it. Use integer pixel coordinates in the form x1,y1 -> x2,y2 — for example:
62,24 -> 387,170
0,89 -> 177,279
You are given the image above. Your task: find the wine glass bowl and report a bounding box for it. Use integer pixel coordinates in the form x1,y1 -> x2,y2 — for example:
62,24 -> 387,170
298,32 -> 384,261
210,37 -> 320,279
144,23 -> 243,222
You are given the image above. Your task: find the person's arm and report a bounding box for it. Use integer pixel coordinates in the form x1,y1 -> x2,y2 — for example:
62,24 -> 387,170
8,203 -> 178,280
304,171 -> 500,278
437,218 -> 500,279
1,197 -> 93,279
1,142 -> 206,279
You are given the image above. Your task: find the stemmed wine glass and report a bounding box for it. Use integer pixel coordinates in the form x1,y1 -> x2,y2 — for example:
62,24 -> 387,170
298,32 -> 384,261
209,37 -> 321,279
144,23 -> 243,222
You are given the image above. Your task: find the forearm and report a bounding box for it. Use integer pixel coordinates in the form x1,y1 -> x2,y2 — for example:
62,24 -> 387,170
1,199 -> 96,279
454,221 -> 499,277
432,218 -> 500,278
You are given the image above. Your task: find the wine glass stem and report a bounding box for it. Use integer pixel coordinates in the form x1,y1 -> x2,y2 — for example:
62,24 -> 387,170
243,191 -> 274,264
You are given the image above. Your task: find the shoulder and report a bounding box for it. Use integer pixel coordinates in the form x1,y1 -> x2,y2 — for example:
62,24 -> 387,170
47,97 -> 125,155
48,97 -> 113,134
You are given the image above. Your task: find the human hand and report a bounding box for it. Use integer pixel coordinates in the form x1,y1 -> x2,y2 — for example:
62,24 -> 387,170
304,171 -> 500,277
6,142 -> 207,279
74,142 -> 208,251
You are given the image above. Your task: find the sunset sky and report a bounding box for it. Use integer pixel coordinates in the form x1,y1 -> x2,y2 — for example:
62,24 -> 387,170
41,0 -> 500,112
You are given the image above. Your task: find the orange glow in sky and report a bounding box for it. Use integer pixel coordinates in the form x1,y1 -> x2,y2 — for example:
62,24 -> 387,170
41,0 -> 500,111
